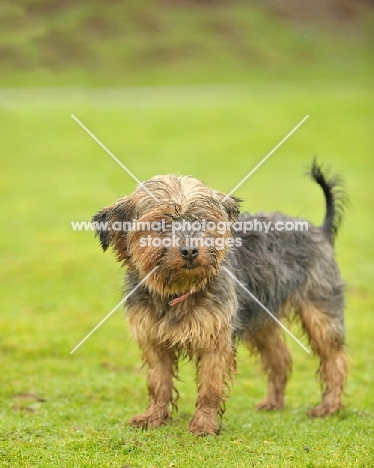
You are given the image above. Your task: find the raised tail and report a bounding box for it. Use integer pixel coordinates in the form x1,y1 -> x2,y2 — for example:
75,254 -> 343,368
309,159 -> 347,245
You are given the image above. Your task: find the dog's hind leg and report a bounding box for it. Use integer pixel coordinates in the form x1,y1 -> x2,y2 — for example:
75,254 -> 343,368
299,302 -> 347,417
246,322 -> 292,410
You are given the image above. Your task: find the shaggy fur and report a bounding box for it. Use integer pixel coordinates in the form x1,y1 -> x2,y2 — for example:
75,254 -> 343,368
92,160 -> 348,435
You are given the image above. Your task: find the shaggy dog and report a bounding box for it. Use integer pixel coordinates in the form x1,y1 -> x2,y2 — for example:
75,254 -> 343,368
93,160 -> 347,435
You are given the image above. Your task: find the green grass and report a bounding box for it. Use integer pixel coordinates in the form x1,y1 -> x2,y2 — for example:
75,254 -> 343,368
0,78 -> 373,466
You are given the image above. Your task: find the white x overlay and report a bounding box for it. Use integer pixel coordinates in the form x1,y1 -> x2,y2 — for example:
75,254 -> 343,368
222,115 -> 309,201
222,267 -> 310,353
71,112 -> 310,353
70,266 -> 159,354
71,114 -> 159,202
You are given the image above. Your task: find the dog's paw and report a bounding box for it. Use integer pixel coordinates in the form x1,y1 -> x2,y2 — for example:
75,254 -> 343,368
188,411 -> 219,436
307,402 -> 342,418
256,398 -> 284,411
130,409 -> 170,429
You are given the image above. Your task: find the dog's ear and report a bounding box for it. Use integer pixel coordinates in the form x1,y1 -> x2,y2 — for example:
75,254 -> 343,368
92,195 -> 136,262
223,195 -> 241,222
92,207 -> 111,252
214,192 -> 241,222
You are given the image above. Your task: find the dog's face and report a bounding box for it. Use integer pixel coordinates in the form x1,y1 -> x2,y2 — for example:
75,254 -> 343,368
93,175 -> 240,296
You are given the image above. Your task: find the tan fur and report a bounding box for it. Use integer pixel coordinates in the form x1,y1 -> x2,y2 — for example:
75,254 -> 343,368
246,322 -> 292,410
106,175 -> 237,297
128,287 -> 237,434
112,176 -> 240,434
298,303 -> 348,416
127,286 -> 236,353
130,345 -> 176,428
189,345 -> 236,435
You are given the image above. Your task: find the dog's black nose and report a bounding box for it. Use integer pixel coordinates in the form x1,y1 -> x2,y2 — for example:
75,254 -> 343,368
180,245 -> 199,262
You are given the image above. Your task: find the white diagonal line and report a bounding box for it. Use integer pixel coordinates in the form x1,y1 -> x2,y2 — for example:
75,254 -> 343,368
222,115 -> 309,201
222,266 -> 310,353
71,114 -> 159,202
70,266 -> 158,354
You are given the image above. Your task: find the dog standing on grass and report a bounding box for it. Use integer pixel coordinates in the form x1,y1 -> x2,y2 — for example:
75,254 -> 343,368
92,160 -> 347,436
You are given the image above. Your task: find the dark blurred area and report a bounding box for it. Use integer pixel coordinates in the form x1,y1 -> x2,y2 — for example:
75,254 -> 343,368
0,0 -> 372,86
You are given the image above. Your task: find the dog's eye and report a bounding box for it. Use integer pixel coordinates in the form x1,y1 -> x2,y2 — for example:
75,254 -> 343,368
152,224 -> 163,232
163,223 -> 173,233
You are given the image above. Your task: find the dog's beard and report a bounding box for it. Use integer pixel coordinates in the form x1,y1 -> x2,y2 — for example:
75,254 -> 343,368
156,256 -> 219,296
128,236 -> 223,297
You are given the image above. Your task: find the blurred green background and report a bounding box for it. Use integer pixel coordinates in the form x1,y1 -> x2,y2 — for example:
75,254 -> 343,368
1,1 -> 373,466
0,0 -> 373,86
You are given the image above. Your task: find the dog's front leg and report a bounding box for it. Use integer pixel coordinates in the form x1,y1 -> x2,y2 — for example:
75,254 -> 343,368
189,344 -> 236,436
130,345 -> 176,429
